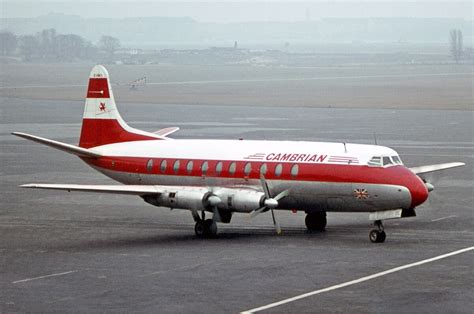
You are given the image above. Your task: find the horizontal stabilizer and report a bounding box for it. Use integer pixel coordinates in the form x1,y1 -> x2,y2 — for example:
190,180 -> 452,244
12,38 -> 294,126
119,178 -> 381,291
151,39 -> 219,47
409,162 -> 465,175
12,132 -> 102,158
153,127 -> 180,138
20,184 -> 163,195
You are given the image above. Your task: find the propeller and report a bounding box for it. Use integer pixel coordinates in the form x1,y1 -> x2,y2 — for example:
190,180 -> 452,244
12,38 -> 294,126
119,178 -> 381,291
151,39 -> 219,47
250,175 -> 290,234
418,173 -> 442,208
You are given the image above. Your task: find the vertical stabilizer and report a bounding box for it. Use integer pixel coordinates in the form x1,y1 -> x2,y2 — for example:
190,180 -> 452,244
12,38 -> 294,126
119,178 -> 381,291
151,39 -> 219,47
79,65 -> 163,148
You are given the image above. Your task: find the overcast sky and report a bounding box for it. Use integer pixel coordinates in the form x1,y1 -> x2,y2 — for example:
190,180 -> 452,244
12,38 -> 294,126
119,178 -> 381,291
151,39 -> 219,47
2,1 -> 472,21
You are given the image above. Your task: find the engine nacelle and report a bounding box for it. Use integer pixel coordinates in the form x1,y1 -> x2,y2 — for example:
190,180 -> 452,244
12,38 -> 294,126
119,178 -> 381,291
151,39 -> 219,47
143,187 -> 212,211
213,188 -> 265,213
142,187 -> 267,214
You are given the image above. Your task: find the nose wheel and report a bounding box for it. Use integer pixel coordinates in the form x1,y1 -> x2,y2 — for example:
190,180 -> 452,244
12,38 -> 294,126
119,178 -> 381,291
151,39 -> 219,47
369,220 -> 386,243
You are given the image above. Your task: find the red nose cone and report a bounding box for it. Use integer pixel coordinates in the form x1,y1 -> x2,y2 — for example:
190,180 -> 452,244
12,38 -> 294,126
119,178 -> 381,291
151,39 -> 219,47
410,176 -> 429,208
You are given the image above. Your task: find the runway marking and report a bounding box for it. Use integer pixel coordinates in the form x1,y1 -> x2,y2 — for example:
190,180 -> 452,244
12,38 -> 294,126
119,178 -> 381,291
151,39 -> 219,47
12,270 -> 77,284
431,215 -> 458,222
241,246 -> 474,313
0,72 -> 470,90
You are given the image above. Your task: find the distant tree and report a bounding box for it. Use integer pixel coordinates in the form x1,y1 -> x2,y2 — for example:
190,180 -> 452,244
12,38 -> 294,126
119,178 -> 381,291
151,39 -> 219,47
55,34 -> 85,61
99,35 -> 121,59
0,31 -> 18,56
83,41 -> 99,60
18,35 -> 39,61
450,29 -> 463,62
37,28 -> 57,59
450,29 -> 457,61
457,29 -> 463,59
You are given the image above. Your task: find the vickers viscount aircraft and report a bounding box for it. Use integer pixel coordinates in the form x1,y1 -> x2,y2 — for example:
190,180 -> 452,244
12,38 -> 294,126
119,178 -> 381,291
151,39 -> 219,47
13,65 -> 465,243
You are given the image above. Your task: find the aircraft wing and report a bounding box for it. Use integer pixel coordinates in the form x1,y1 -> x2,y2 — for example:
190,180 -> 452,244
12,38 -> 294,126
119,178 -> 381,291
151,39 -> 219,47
153,127 -> 180,138
20,184 -> 164,195
409,162 -> 465,175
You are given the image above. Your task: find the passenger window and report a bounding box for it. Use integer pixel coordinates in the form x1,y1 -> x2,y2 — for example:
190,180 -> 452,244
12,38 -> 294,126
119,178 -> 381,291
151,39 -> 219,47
216,161 -> 223,175
201,161 -> 209,175
186,160 -> 193,174
382,157 -> 393,166
146,159 -> 153,173
274,163 -> 283,177
290,164 -> 299,178
244,162 -> 252,176
160,160 -> 167,173
260,163 -> 267,176
229,162 -> 236,175
173,160 -> 180,173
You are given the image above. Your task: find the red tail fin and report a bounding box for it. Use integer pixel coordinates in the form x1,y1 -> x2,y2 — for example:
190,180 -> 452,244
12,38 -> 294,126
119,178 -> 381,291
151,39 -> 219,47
79,65 -> 163,148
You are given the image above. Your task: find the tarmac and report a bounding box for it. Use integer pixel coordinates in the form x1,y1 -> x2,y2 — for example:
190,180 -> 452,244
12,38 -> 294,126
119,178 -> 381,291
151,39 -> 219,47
0,97 -> 472,312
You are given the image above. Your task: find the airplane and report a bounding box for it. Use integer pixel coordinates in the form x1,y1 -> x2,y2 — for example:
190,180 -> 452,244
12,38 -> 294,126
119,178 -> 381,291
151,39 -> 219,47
13,65 -> 465,243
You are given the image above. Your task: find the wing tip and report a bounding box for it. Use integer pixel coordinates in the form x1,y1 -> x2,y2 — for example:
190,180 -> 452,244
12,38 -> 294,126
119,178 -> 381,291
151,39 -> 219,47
19,184 -> 35,188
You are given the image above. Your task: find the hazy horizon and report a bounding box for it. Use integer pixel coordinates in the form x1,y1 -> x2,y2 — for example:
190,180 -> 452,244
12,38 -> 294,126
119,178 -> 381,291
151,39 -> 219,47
2,1 -> 472,22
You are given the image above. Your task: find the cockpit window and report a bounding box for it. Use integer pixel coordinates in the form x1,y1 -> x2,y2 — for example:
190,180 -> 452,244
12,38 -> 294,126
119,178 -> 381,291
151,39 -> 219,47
391,155 -> 403,165
369,155 -> 403,167
368,156 -> 382,167
382,156 -> 393,166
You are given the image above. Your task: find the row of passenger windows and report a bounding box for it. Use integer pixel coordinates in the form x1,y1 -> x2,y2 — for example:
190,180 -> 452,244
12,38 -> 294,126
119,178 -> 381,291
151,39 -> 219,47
146,159 -> 299,178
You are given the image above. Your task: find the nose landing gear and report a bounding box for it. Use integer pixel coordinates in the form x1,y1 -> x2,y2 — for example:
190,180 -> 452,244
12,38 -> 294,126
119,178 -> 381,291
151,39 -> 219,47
369,220 -> 386,243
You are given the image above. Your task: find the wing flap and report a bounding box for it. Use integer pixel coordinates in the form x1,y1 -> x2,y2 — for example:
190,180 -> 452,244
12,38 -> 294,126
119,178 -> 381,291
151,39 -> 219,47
21,184 -> 163,195
12,132 -> 102,158
409,162 -> 465,175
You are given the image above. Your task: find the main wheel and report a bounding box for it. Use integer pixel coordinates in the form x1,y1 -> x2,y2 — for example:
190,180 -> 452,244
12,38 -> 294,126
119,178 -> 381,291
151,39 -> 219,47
204,219 -> 218,237
369,230 -> 386,243
195,220 -> 206,238
305,212 -> 327,232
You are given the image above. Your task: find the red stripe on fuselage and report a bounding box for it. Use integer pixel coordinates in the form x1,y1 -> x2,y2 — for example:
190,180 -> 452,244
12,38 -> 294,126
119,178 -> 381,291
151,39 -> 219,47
79,119 -> 157,148
84,156 -> 429,208
87,78 -> 110,98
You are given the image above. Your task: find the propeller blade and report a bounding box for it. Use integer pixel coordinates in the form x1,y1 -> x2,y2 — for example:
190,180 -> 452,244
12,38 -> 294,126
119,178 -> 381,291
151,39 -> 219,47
274,189 -> 290,201
250,206 -> 267,218
271,209 -> 282,235
259,175 -> 271,199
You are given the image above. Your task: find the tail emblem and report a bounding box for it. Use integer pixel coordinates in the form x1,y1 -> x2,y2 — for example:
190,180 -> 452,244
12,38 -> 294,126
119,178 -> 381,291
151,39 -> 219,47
99,102 -> 106,112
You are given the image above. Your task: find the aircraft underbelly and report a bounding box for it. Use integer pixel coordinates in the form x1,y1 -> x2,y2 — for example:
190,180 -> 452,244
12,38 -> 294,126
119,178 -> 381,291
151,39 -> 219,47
95,167 -> 411,213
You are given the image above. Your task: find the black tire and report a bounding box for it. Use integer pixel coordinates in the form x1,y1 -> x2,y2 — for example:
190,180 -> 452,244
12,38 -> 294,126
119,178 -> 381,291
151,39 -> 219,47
305,212 -> 327,232
379,230 -> 386,243
204,219 -> 217,237
194,221 -> 206,238
369,230 -> 386,243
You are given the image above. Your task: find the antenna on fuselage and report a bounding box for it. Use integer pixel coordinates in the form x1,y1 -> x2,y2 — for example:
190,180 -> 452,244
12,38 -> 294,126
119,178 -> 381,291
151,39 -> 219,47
373,132 -> 378,145
343,142 -> 347,153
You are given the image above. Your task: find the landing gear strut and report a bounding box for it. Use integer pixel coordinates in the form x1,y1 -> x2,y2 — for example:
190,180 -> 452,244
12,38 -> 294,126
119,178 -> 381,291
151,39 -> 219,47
369,220 -> 386,243
194,210 -> 217,238
305,211 -> 327,232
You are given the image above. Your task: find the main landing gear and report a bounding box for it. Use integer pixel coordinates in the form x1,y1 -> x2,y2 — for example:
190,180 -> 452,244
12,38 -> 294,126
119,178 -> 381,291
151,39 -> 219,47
194,210 -> 217,238
305,211 -> 327,232
369,220 -> 386,243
